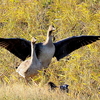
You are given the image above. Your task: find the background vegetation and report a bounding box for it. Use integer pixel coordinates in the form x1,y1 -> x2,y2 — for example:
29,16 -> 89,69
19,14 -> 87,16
0,0 -> 100,99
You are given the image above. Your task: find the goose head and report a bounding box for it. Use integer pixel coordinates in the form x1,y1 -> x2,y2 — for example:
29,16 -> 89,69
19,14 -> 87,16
47,25 -> 55,36
31,37 -> 36,44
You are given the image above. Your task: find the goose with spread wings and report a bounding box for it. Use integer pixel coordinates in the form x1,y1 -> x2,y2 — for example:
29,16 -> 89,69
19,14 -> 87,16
0,26 -> 100,70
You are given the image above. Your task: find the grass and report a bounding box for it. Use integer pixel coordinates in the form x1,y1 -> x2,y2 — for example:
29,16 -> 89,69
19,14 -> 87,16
0,83 -> 71,100
0,82 -> 100,100
0,0 -> 100,99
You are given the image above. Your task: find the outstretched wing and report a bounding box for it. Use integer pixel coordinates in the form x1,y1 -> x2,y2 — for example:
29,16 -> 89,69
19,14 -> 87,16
0,38 -> 31,61
0,36 -> 100,61
54,35 -> 100,61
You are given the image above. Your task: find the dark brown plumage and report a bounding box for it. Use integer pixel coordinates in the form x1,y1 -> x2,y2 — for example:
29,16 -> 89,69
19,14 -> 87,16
0,35 -> 100,61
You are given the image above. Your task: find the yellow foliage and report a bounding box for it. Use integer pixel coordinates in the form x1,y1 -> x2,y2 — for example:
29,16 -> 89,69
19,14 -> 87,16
0,0 -> 100,99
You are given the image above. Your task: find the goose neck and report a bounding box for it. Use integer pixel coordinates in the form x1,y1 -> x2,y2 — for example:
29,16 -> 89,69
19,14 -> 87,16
31,42 -> 38,63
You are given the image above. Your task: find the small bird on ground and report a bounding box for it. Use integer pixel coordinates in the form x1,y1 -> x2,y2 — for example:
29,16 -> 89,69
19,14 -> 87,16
48,82 -> 69,93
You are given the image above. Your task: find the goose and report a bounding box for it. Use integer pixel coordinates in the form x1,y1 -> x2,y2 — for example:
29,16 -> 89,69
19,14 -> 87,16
35,25 -> 55,68
0,25 -> 100,69
16,37 -> 42,82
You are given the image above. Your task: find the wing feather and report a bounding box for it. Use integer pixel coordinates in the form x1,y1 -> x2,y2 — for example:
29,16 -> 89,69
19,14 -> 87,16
0,38 -> 31,61
54,36 -> 100,60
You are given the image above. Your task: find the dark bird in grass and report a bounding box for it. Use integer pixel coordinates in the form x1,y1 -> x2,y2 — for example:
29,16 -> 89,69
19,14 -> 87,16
48,82 -> 69,93
60,84 -> 69,93
48,82 -> 58,90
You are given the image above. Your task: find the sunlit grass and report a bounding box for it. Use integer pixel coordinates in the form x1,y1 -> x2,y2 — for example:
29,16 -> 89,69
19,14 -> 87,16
0,0 -> 100,99
0,81 -> 100,100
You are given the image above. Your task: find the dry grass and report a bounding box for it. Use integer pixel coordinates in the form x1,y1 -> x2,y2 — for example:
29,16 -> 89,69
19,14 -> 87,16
0,0 -> 100,99
0,83 -> 70,100
0,82 -> 100,100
